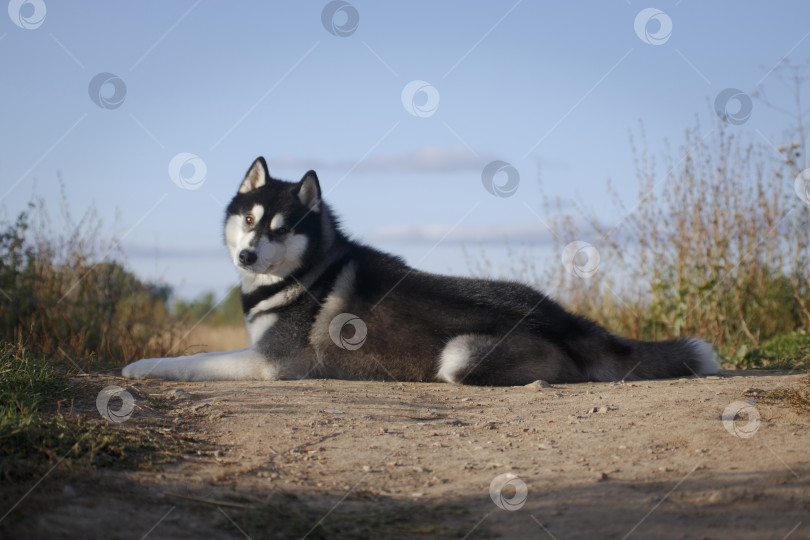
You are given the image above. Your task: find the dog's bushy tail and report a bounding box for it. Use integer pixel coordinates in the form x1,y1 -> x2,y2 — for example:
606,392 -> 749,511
580,335 -> 718,382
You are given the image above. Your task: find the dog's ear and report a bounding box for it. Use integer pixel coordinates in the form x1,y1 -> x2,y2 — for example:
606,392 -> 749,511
297,170 -> 321,212
239,157 -> 269,193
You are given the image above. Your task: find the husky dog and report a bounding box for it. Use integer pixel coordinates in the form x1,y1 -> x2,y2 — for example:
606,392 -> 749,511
122,157 -> 717,384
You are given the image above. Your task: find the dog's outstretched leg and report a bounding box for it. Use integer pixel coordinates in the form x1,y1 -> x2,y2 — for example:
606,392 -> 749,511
122,348 -> 278,381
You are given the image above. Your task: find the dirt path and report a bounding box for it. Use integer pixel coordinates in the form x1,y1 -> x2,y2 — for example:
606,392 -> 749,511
4,371 -> 810,539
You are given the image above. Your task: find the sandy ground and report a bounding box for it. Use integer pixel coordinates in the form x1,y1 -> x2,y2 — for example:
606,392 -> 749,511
2,370 -> 809,539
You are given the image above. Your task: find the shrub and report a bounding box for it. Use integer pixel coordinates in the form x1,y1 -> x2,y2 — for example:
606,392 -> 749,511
0,198 -> 178,370
472,109 -> 810,368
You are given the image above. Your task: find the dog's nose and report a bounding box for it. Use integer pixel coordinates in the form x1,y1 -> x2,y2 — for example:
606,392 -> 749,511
238,249 -> 257,266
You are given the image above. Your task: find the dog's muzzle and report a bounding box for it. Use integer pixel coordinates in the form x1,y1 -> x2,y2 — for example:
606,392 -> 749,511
238,249 -> 258,267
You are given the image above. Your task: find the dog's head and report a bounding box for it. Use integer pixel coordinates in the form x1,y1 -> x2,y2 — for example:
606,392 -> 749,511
225,157 -> 323,283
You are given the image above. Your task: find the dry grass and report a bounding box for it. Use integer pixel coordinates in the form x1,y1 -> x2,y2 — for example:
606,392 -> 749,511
0,188 -> 249,372
557,120 -> 809,359
473,115 -> 810,367
755,376 -> 810,414
171,324 -> 250,354
0,196 -> 182,370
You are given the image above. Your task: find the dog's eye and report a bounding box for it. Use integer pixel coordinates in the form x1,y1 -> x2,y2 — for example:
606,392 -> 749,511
245,215 -> 254,226
275,226 -> 290,235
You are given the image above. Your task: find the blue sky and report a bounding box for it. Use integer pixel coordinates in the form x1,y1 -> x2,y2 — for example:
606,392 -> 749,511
1,1 -> 809,299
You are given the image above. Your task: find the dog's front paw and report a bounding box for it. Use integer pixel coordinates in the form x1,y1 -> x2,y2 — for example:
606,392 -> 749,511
122,358 -> 161,379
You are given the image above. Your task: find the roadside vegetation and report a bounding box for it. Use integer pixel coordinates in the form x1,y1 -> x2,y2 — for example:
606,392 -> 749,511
0,195 -> 240,482
534,118 -> 810,369
474,63 -> 810,372
0,340 -> 187,482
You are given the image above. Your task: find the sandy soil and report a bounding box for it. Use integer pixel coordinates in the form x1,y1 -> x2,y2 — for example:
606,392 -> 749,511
2,371 -> 809,539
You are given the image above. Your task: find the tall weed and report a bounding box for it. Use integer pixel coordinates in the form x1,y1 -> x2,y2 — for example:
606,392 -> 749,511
0,194 -> 178,370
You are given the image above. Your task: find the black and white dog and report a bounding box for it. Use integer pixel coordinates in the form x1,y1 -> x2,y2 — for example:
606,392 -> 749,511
122,157 -> 717,384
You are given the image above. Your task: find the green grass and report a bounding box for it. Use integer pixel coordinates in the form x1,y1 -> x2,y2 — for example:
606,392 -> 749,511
0,340 -> 66,410
0,341 -> 189,481
737,330 -> 810,370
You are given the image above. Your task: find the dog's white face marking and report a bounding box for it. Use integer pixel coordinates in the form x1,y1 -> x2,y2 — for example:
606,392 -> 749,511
269,213 -> 285,231
224,214 -> 246,261
249,204 -> 264,223
225,206 -> 308,290
268,233 -> 308,275
225,204 -> 264,262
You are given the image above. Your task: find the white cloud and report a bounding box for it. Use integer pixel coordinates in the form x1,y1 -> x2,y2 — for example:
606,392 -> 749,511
342,145 -> 486,173
266,146 -> 489,176
124,242 -> 226,260
364,220 -> 557,245
269,155 -> 325,172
